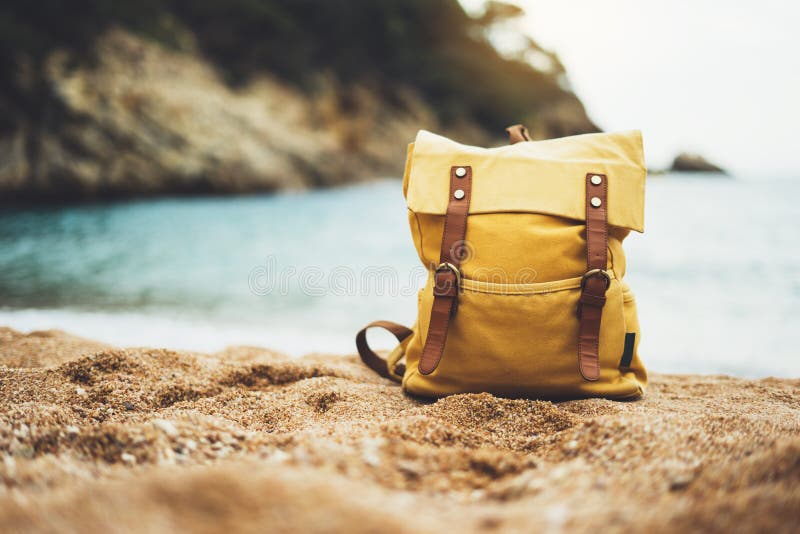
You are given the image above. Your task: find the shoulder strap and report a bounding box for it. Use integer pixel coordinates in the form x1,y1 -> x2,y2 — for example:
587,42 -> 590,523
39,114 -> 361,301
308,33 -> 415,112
356,167 -> 472,380
577,172 -> 610,380
356,321 -> 413,380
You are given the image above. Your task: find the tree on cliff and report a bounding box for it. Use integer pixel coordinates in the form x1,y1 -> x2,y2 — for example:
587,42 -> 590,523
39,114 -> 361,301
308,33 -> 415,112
0,0 -> 596,199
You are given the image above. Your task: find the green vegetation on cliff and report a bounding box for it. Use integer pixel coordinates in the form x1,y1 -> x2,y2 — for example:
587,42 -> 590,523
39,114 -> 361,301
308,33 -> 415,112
0,1 -> 596,199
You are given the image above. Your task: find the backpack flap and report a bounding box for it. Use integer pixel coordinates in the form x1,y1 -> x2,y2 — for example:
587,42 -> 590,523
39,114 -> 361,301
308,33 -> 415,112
405,129 -> 646,232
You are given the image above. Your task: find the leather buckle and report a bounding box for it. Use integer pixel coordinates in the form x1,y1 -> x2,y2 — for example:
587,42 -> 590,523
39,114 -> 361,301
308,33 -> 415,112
433,262 -> 461,297
577,269 -> 611,318
580,269 -> 611,291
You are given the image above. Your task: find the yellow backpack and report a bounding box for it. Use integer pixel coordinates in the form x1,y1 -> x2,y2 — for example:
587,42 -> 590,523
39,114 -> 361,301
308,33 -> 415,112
356,125 -> 647,400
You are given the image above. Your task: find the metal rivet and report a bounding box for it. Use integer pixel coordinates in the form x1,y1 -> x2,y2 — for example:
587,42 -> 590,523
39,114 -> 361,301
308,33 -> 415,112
591,197 -> 602,208
591,175 -> 602,185
455,167 -> 467,178
454,189 -> 465,200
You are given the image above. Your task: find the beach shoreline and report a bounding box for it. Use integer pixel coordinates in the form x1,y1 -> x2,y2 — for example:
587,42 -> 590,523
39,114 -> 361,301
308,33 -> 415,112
0,326 -> 798,532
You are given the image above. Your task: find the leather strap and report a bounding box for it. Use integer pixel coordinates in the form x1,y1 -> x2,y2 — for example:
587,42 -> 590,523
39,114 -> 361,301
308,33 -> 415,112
506,124 -> 531,144
356,321 -> 414,379
577,173 -> 609,381
418,166 -> 473,375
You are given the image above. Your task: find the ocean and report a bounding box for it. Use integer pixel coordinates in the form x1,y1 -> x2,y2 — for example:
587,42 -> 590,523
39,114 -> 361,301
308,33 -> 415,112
1,175 -> 798,377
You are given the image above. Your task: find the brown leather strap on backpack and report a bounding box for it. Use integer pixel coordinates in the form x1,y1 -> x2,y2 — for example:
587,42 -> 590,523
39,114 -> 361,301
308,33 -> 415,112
418,166 -> 473,375
506,124 -> 532,144
356,320 -> 414,379
577,173 -> 610,381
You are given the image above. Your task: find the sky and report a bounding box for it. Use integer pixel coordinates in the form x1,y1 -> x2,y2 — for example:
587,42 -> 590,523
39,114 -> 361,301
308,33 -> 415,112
460,0 -> 799,175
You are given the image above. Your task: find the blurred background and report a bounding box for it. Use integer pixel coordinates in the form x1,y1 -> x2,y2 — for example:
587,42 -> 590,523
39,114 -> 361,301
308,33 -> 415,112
0,1 -> 797,376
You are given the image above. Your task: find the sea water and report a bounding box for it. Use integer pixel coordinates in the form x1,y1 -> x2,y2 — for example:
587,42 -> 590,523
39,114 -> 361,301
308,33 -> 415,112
1,175 -> 798,377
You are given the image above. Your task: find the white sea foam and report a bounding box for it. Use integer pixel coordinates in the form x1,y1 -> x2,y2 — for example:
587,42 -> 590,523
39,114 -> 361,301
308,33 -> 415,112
0,308 -> 354,356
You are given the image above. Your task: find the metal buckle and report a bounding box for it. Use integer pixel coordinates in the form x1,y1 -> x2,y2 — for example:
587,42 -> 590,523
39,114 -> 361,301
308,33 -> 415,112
580,268 -> 611,290
435,262 -> 461,293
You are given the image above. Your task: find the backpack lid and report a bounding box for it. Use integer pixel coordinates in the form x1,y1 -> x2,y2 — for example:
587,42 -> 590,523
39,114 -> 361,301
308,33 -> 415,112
404,129 -> 646,232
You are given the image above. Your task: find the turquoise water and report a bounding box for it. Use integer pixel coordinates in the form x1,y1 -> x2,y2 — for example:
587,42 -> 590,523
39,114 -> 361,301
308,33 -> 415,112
1,176 -> 798,377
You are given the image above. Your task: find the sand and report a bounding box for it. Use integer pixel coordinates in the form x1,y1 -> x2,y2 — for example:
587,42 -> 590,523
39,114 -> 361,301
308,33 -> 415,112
0,326 -> 797,533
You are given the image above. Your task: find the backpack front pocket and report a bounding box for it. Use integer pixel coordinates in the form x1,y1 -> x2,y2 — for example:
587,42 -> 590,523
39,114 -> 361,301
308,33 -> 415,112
404,273 -> 640,399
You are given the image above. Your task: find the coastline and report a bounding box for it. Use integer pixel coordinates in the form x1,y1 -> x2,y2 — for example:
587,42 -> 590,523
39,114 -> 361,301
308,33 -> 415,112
0,327 -> 798,532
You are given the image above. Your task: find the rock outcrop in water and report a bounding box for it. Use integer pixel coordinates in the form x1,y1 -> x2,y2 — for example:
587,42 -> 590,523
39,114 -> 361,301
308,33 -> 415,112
670,152 -> 728,174
0,2 -> 597,201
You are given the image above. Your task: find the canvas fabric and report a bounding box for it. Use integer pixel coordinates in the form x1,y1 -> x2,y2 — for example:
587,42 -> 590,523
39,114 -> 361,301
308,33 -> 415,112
357,128 -> 648,400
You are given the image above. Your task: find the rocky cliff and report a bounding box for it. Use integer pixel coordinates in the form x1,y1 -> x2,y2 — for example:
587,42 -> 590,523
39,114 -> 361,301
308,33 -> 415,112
1,30 -> 443,199
0,2 -> 597,201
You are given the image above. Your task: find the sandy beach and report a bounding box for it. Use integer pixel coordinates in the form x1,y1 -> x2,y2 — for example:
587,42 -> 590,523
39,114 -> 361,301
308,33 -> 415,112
0,326 -> 797,533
